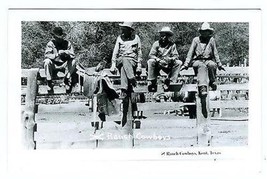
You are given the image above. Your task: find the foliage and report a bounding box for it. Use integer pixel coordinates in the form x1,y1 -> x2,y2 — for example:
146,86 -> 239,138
21,21 -> 249,68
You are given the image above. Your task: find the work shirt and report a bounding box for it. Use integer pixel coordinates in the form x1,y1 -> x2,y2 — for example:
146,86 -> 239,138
44,39 -> 75,60
111,34 -> 142,65
185,36 -> 222,67
148,40 -> 179,63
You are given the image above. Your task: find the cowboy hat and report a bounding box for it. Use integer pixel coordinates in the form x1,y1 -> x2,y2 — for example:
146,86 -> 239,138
159,26 -> 174,36
51,26 -> 66,38
198,22 -> 214,32
119,22 -> 134,30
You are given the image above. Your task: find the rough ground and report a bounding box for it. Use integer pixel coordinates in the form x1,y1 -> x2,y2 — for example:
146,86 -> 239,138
22,101 -> 248,149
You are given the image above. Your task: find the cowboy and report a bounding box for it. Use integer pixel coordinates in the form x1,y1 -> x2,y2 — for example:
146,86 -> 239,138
181,22 -> 225,95
110,22 -> 142,127
44,26 -> 77,94
147,26 -> 182,92
180,22 -> 225,118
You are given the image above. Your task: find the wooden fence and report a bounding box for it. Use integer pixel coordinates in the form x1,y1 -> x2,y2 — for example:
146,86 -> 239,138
21,67 -> 248,149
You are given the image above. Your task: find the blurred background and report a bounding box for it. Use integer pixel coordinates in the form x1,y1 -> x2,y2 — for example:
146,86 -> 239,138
21,21 -> 249,69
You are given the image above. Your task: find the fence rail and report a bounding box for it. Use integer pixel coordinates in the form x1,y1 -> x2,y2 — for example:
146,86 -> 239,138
21,66 -> 249,149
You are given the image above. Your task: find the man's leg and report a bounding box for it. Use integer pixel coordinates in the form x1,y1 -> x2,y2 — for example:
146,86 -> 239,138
193,60 -> 208,118
44,58 -> 55,81
44,58 -> 56,93
122,58 -> 137,87
147,59 -> 159,92
168,60 -> 183,83
161,59 -> 182,91
119,64 -> 129,91
118,58 -> 137,91
147,59 -> 158,81
64,59 -> 77,93
65,59 -> 77,79
205,60 -> 217,90
116,58 -> 136,127
192,60 -> 208,87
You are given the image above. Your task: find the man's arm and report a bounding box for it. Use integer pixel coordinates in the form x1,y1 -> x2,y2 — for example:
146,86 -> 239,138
211,38 -> 222,67
61,41 -> 75,59
111,37 -> 120,68
180,38 -> 197,71
136,35 -> 143,69
168,43 -> 179,61
110,36 -> 120,73
44,41 -> 57,60
148,41 -> 160,60
184,38 -> 197,67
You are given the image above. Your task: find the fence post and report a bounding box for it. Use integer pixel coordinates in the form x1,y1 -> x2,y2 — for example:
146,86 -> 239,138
124,97 -> 134,148
196,91 -> 211,146
22,68 -> 39,149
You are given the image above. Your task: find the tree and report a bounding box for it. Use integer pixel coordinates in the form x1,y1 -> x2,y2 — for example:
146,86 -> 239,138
21,21 -> 249,69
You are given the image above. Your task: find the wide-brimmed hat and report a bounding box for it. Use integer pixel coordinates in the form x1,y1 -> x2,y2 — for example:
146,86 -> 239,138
51,26 -> 66,38
159,26 -> 174,36
198,22 -> 214,32
119,22 -> 134,30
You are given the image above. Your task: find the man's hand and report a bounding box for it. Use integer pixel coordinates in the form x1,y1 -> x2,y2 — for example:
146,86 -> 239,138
110,65 -> 117,74
136,66 -> 142,73
58,50 -> 65,55
136,66 -> 142,78
218,65 -> 225,71
158,59 -> 168,68
180,65 -> 188,71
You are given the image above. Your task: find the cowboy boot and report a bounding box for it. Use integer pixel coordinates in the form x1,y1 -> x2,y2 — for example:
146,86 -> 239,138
209,81 -> 217,91
163,78 -> 171,92
64,77 -> 72,94
47,80 -> 54,94
98,112 -> 106,122
121,92 -> 130,127
147,80 -> 157,92
198,85 -> 208,118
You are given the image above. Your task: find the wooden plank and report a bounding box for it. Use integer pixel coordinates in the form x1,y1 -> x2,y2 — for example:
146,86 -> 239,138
37,118 -> 195,133
211,116 -> 248,121
196,88 -> 211,146
210,100 -> 248,109
134,137 -> 196,148
218,83 -> 249,91
217,67 -> 248,75
36,103 -> 90,114
22,69 -> 65,78
122,98 -> 134,147
37,121 -> 93,133
36,115 -> 247,133
176,84 -> 248,95
36,141 -> 97,149
22,67 -> 248,79
95,122 -> 134,148
34,129 -> 95,143
210,136 -> 248,147
22,68 -> 39,150
137,102 -> 182,112
181,84 -> 198,92
92,127 -> 197,142
133,128 -> 196,139
97,140 -> 134,148
179,68 -> 195,76
211,127 -> 248,138
139,118 -> 196,129
35,112 -> 91,123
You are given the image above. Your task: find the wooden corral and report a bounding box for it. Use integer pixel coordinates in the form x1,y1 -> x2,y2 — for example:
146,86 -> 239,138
21,67 -> 248,149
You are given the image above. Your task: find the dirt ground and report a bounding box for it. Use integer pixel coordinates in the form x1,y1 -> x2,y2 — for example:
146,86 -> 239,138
22,101 -> 248,149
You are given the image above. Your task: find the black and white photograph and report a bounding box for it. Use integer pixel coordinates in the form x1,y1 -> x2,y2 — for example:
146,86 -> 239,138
20,20 -> 249,150
5,7 -> 264,179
